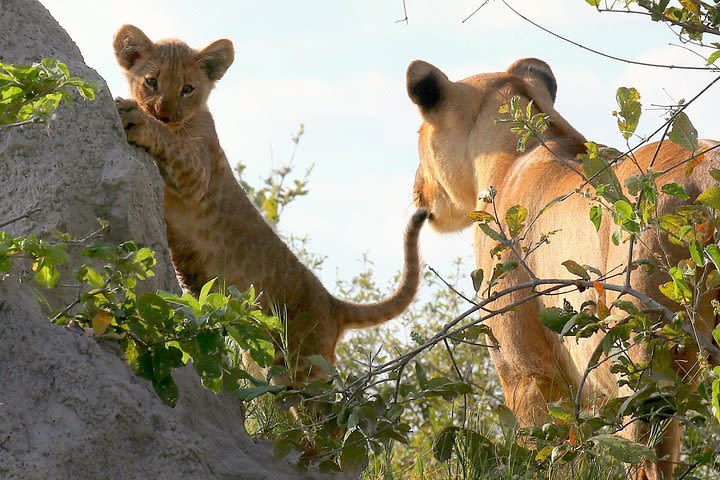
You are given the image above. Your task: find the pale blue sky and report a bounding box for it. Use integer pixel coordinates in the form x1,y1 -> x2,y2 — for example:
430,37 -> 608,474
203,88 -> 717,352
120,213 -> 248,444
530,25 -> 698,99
40,0 -> 720,297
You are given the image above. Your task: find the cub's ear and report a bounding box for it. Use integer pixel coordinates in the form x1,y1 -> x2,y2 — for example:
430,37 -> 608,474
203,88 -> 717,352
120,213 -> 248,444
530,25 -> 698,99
507,57 -> 557,104
197,39 -> 234,81
113,24 -> 153,71
406,60 -> 450,114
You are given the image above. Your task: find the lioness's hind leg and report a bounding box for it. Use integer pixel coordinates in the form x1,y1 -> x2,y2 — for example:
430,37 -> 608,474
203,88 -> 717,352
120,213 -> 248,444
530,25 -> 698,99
502,372 -> 568,426
622,418 -> 680,480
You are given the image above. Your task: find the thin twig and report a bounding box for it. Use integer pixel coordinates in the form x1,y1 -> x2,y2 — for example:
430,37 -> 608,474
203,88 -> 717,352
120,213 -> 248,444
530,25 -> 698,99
0,208 -> 41,229
499,0 -> 718,71
461,0 -> 492,23
428,266 -> 478,306
597,7 -> 720,37
396,0 -> 408,24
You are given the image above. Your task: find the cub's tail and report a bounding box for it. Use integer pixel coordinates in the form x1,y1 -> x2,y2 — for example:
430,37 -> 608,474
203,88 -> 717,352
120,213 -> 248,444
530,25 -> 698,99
332,208 -> 428,329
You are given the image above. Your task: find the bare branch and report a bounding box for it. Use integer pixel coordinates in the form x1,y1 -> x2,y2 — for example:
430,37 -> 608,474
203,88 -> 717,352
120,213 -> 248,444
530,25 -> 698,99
0,208 -> 41,229
499,0 -> 719,71
396,0 -> 408,24
461,0 -> 492,24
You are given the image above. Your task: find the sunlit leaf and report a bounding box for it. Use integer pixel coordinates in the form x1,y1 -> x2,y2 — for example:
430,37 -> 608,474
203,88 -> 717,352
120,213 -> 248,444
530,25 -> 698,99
589,205 -> 602,231
697,185 -> 720,209
668,111 -> 698,153
470,268 -> 484,292
505,205 -> 528,238
562,260 -> 590,280
689,240 -> 704,267
579,142 -> 627,204
91,310 -> 112,336
466,210 -> 494,223
661,182 -> 689,200
614,87 -> 641,140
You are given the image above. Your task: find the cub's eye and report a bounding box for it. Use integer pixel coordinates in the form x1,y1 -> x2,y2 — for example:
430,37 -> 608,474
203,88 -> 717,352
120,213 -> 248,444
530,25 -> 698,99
145,77 -> 157,89
181,84 -> 194,96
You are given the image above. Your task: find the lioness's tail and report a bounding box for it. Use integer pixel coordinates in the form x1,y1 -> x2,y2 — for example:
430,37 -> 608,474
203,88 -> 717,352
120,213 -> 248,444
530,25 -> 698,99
332,208 -> 428,329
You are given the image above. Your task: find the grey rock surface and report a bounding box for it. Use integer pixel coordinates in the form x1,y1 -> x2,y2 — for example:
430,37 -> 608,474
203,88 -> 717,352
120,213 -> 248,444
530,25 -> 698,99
0,0 -> 177,298
0,1 -> 329,478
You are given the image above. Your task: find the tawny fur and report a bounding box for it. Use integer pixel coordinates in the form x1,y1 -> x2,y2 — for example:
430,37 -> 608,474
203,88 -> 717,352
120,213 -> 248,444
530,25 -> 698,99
112,25 -> 427,383
407,57 -> 719,480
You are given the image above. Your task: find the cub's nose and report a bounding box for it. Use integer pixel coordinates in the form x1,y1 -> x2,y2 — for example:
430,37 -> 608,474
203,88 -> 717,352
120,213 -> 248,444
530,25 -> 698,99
157,115 -> 171,124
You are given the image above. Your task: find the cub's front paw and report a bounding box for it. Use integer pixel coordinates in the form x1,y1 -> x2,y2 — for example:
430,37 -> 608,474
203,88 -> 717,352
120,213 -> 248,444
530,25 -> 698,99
115,97 -> 150,147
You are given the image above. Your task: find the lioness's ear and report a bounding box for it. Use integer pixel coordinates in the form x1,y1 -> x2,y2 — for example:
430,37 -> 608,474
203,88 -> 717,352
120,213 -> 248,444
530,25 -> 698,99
197,39 -> 234,81
406,60 -> 450,113
507,58 -> 557,104
113,24 -> 153,71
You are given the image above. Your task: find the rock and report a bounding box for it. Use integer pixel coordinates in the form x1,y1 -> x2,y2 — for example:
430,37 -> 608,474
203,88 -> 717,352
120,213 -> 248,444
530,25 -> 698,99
0,1 -> 331,478
0,0 -> 177,298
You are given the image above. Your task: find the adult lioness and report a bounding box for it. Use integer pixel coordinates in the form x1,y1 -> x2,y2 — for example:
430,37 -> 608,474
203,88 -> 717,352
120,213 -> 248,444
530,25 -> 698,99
406,57 -> 719,479
112,25 -> 428,385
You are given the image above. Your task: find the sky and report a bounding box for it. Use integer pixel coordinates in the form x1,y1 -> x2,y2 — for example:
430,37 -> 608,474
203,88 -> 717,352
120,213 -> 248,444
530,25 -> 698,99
39,0 -> 720,300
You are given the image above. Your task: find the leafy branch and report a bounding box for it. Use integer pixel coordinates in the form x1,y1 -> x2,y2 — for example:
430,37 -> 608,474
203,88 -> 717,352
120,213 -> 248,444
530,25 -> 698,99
0,58 -> 96,130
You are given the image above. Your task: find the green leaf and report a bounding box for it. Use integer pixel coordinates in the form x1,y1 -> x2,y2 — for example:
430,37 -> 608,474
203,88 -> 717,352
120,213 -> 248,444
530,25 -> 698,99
689,240 -> 704,267
707,49 -> 720,66
0,253 -> 11,273
466,210 -> 494,223
661,182 -> 689,200
308,354 -> 338,377
478,223 -> 504,242
614,87 -> 642,140
591,434 -> 655,463
713,325 -> 720,349
34,264 -> 59,288
668,111 -> 699,152
226,325 -> 275,368
613,300 -> 639,315
710,168 -> 720,183
562,260 -> 590,280
659,266 -> 693,305
707,270 -> 720,289
705,244 -> 720,270
235,384 -> 285,401
547,401 -> 573,423
712,379 -> 720,423
198,277 -> 217,305
505,205 -> 528,238
152,376 -> 179,407
415,361 -> 429,390
589,205 -> 602,231
614,199 -> 634,221
579,142 -> 627,204
433,427 -> 457,462
697,185 -> 720,209
137,293 -> 172,327
539,307 -> 575,334
490,261 -> 518,284
585,0 -> 600,5
77,265 -> 104,288
340,429 -> 369,473
192,330 -> 223,381
470,268 -> 484,292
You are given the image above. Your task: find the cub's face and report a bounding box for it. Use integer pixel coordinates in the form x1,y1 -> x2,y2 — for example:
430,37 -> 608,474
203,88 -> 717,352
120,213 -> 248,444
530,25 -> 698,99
113,25 -> 234,129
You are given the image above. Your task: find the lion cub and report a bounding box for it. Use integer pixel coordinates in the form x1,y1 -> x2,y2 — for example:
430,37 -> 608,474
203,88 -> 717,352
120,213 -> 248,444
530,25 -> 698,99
113,25 -> 427,383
